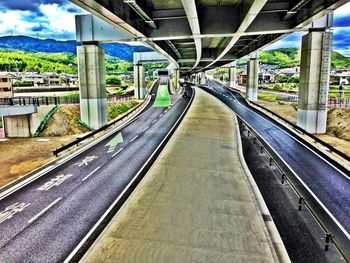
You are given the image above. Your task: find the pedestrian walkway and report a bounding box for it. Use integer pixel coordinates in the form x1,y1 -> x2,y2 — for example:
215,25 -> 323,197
82,87 -> 286,263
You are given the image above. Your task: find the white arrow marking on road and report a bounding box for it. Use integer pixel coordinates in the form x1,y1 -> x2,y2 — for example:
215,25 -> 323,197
75,155 -> 98,167
0,202 -> 30,225
105,133 -> 124,153
37,174 -> 73,191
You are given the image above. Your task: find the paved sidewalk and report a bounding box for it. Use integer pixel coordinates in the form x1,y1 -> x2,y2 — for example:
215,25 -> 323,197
82,87 -> 281,263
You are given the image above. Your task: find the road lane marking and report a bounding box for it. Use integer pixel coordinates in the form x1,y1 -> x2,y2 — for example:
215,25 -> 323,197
159,114 -> 164,118
82,166 -> 102,181
106,133 -> 124,153
164,110 -> 168,113
37,174 -> 73,191
152,119 -> 157,124
112,148 -> 124,157
28,198 -> 62,224
0,202 -> 30,225
75,155 -> 98,167
130,135 -> 139,142
142,126 -> 149,132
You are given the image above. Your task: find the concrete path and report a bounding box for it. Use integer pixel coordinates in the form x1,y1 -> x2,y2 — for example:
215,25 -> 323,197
82,87 -> 281,263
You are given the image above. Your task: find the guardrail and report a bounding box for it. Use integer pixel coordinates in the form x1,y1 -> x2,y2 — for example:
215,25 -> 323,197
237,116 -> 350,262
0,93 -> 134,107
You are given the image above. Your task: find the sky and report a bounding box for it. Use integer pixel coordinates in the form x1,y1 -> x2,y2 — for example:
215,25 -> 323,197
0,1 -> 350,55
264,2 -> 350,56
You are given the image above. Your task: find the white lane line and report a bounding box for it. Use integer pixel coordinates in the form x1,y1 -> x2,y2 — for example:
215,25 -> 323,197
28,197 -> 62,224
142,126 -> 149,132
130,135 -> 139,142
112,148 -> 124,157
164,110 -> 168,113
152,119 -> 157,124
82,166 -> 101,181
159,114 -> 164,118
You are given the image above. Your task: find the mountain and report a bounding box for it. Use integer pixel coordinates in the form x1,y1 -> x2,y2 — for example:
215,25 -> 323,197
0,35 -> 151,61
260,47 -> 350,68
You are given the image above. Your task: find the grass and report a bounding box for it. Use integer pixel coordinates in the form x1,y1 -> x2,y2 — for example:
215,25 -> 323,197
258,92 -> 277,102
107,101 -> 139,121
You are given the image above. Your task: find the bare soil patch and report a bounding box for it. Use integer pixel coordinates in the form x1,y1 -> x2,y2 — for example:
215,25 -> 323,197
255,100 -> 350,157
0,136 -> 74,187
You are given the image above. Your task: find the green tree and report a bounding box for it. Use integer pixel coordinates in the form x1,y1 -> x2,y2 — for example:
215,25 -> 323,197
106,75 -> 122,85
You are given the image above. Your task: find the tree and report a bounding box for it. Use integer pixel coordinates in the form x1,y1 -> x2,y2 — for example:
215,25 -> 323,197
106,75 -> 122,85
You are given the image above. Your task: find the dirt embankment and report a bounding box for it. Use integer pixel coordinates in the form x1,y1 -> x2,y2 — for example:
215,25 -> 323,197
41,105 -> 90,136
326,108 -> 350,141
255,100 -> 350,157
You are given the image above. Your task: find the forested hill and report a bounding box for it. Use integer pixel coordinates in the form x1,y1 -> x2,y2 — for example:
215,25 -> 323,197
259,47 -> 350,68
0,35 -> 150,61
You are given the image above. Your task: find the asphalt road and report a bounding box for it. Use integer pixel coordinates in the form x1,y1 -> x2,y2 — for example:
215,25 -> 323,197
204,80 -> 350,255
0,78 -> 192,263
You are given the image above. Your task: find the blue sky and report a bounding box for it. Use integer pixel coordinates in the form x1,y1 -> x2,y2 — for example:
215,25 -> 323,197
1,1 -> 350,55
264,2 -> 350,56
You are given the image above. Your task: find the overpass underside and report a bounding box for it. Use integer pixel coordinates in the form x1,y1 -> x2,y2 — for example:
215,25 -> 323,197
71,0 -> 348,133
71,0 -> 347,73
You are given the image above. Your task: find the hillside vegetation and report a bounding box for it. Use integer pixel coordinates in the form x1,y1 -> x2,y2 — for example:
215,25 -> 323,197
237,47 -> 350,68
0,50 -> 133,74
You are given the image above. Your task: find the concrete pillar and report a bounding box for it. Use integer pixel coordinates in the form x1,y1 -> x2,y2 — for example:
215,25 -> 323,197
200,71 -> 206,85
77,44 -> 107,130
174,68 -> 180,91
134,64 -> 145,99
229,62 -> 237,89
247,51 -> 259,101
297,28 -> 333,134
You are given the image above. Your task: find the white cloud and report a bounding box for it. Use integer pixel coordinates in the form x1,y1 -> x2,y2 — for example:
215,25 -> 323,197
0,1 -> 86,39
0,10 -> 39,35
38,3 -> 79,35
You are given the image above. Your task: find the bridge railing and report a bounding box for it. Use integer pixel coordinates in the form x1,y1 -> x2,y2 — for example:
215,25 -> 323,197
0,92 -> 135,107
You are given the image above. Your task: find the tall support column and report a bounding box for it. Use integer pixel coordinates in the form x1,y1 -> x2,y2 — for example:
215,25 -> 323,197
229,62 -> 237,89
77,44 -> 107,130
297,15 -> 333,134
134,64 -> 145,99
175,68 -> 180,91
200,71 -> 206,85
247,51 -> 259,101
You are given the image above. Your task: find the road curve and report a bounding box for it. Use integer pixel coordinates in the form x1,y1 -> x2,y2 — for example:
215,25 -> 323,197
0,78 -> 192,262
203,79 -> 350,257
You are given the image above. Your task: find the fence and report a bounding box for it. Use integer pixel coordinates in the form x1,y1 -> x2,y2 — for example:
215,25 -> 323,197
276,95 -> 350,108
0,93 -> 135,107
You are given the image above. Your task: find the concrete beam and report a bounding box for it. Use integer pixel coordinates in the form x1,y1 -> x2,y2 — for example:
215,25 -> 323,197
204,0 -> 267,70
133,51 -> 168,64
0,105 -> 37,116
181,0 -> 202,70
75,14 -> 132,43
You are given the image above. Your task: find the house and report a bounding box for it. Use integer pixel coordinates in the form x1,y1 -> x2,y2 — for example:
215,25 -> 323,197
22,73 -> 45,86
44,73 -> 60,86
0,72 -> 13,97
336,72 -> 350,85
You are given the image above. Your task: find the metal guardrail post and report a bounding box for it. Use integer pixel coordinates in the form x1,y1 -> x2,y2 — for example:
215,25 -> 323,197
298,196 -> 304,211
281,173 -> 286,184
260,145 -> 263,154
269,157 -> 273,166
325,233 -> 332,251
